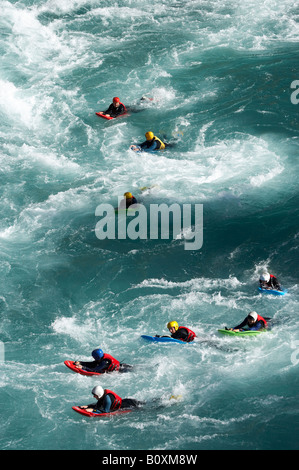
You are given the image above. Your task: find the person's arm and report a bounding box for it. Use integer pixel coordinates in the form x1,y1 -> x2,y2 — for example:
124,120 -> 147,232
82,402 -> 97,411
84,395 -> 112,413
231,318 -> 248,331
75,360 -> 97,370
101,104 -> 113,116
92,359 -> 110,373
94,395 -> 112,413
139,140 -> 148,149
75,359 -> 110,372
143,141 -> 158,152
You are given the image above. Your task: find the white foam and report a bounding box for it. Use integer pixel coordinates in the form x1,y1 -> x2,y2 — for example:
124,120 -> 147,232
136,276 -> 242,291
0,184 -> 92,241
0,80 -> 36,127
51,315 -> 101,346
199,0 -> 299,50
249,164 -> 284,187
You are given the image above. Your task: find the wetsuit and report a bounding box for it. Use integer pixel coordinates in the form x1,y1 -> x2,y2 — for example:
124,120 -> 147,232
103,103 -> 126,118
233,315 -> 267,331
259,275 -> 281,291
139,137 -> 166,152
89,390 -> 144,413
171,326 -> 196,342
79,358 -> 132,374
119,196 -> 138,209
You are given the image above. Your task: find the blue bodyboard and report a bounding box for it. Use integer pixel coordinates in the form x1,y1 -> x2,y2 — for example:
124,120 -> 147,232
258,287 -> 285,296
141,335 -> 187,344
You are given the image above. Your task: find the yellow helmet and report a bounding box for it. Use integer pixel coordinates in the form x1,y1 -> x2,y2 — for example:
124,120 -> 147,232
145,131 -> 154,141
167,321 -> 178,331
124,192 -> 133,199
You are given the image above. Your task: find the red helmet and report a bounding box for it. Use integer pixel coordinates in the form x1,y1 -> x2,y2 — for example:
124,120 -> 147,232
113,97 -> 120,103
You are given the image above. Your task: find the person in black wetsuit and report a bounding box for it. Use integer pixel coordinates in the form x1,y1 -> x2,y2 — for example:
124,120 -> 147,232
97,97 -> 126,118
155,321 -> 196,342
74,348 -> 133,374
259,272 -> 281,291
228,311 -> 269,332
167,321 -> 196,342
80,386 -> 145,414
118,192 -> 138,209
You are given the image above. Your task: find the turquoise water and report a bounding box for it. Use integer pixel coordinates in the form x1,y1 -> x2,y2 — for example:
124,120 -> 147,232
0,0 -> 299,451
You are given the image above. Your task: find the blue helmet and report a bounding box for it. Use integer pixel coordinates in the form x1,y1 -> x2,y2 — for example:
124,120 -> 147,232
92,348 -> 104,361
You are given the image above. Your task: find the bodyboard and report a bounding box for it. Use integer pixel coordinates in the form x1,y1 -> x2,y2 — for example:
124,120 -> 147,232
64,360 -> 103,376
72,406 -> 133,417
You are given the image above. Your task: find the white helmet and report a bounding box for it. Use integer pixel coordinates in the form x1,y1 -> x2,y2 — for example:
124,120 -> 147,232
248,311 -> 258,322
260,272 -> 270,282
92,385 -> 104,398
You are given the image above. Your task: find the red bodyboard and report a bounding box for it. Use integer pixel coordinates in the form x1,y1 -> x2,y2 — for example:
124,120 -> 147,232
95,112 -> 127,120
72,406 -> 133,418
64,360 -> 103,376
95,112 -> 114,120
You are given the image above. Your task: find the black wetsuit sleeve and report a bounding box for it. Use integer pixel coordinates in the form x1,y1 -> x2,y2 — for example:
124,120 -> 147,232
139,140 -> 148,149
79,361 -> 97,369
93,395 -> 112,413
87,402 -> 97,409
80,359 -> 110,373
93,359 -> 111,372
233,318 -> 248,330
103,104 -> 114,114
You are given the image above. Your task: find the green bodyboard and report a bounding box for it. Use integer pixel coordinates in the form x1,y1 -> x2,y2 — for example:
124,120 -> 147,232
218,329 -> 266,337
